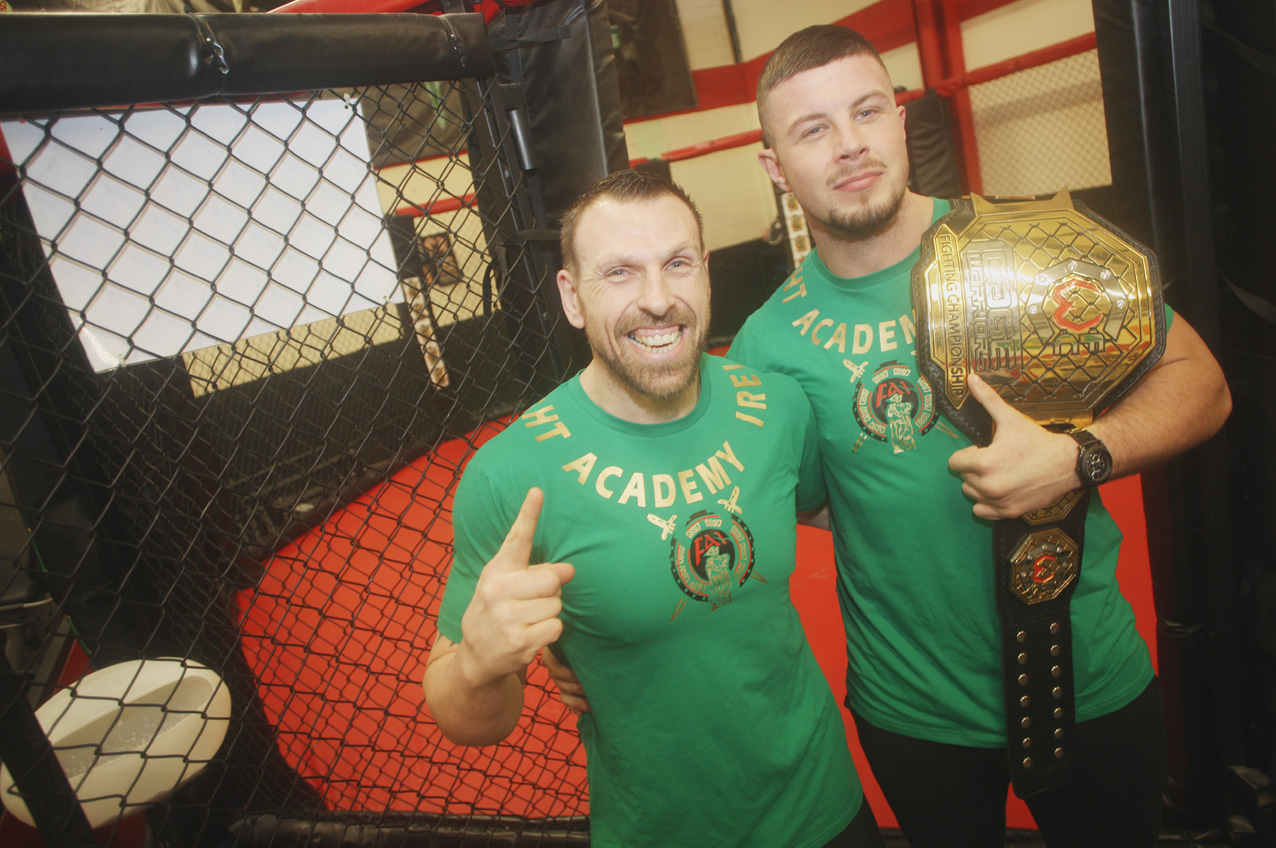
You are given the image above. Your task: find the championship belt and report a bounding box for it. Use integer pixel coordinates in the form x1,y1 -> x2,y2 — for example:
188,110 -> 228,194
912,190 -> 1165,798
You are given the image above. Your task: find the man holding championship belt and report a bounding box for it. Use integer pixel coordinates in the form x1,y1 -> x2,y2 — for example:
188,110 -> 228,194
724,24 -> 1232,848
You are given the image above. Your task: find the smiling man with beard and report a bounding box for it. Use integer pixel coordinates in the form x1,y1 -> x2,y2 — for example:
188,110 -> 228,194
423,170 -> 882,848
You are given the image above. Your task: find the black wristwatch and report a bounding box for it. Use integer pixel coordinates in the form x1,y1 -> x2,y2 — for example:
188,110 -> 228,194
1068,428 -> 1113,487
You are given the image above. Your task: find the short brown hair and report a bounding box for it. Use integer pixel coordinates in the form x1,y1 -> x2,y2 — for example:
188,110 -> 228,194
559,169 -> 704,273
756,25 -> 887,145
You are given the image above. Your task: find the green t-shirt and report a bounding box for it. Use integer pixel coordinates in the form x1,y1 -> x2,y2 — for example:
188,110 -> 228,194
729,198 -> 1155,748
437,354 -> 862,848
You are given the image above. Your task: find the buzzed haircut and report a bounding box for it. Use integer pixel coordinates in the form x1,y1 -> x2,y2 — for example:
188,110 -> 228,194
756,25 -> 887,146
559,169 -> 704,274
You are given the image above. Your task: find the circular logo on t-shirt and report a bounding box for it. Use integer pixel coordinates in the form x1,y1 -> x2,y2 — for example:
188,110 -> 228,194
669,509 -> 755,612
853,360 -> 938,454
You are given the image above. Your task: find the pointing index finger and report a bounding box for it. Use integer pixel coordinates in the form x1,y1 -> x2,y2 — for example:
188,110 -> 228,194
492,487 -> 544,572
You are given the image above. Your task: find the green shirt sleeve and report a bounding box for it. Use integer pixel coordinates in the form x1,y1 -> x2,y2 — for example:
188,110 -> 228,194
436,460 -> 508,644
794,382 -> 826,513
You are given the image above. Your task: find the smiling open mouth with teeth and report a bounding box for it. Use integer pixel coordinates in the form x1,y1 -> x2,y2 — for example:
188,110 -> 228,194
629,328 -> 683,350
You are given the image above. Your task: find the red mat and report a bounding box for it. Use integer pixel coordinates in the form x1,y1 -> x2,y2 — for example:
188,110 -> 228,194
236,417 -> 587,816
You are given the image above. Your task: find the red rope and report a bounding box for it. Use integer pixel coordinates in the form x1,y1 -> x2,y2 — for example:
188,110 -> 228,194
272,0 -> 509,23
273,0 -> 424,12
394,193 -> 476,218
659,129 -> 764,163
932,32 -> 1098,97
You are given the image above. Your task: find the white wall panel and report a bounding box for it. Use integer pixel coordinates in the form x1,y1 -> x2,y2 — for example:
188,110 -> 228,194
882,42 -> 925,92
671,145 -> 776,252
675,0 -> 736,69
730,0 -> 881,61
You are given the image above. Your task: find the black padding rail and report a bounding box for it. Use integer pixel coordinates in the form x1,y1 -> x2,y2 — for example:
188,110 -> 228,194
0,12 -> 495,115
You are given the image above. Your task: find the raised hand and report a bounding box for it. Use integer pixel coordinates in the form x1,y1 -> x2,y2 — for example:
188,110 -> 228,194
947,374 -> 1079,520
456,488 -> 576,686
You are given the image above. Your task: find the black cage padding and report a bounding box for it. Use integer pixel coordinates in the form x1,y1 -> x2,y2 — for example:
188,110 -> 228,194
0,12 -> 495,115
1093,0 -> 1218,826
489,0 -> 628,224
486,0 -> 629,377
229,812 -> 590,848
1094,0 -> 1251,834
1204,0 -> 1276,837
904,90 -> 963,200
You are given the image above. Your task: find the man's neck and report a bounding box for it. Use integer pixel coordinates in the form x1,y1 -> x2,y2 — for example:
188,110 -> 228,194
810,192 -> 934,280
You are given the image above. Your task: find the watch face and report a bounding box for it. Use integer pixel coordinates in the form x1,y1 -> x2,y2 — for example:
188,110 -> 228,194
1082,447 -> 1113,483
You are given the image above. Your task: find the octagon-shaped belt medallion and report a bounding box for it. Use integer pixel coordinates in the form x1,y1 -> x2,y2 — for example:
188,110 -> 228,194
913,190 -> 1165,436
1009,528 -> 1080,605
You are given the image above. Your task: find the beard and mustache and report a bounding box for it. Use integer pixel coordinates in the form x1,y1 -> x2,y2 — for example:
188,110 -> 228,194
581,304 -> 709,404
815,160 -> 909,240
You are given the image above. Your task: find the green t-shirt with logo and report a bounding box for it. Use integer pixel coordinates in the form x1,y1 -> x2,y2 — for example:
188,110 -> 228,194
437,354 -> 863,848
729,199 -> 1154,747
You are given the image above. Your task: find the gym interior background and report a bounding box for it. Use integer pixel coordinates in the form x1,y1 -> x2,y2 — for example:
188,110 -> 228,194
0,0 -> 1271,846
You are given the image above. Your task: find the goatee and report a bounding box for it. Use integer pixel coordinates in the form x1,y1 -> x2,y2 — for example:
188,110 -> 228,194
827,191 -> 906,239
822,167 -> 908,239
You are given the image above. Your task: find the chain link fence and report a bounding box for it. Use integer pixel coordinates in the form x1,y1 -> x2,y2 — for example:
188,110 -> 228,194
1,12 -> 587,848
965,46 -> 1112,198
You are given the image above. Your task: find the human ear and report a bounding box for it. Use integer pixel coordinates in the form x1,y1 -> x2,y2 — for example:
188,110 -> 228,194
557,270 -> 586,329
758,149 -> 790,193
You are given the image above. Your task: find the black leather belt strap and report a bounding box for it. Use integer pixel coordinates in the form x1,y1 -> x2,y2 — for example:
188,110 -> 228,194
993,492 -> 1088,796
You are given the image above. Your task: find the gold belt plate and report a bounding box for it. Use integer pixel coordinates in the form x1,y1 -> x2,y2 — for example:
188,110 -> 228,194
914,190 -> 1165,430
